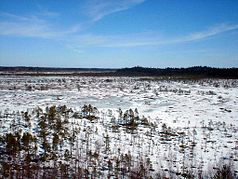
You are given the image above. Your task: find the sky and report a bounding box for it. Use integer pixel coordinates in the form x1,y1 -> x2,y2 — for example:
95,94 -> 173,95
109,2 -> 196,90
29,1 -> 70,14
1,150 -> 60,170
0,0 -> 238,68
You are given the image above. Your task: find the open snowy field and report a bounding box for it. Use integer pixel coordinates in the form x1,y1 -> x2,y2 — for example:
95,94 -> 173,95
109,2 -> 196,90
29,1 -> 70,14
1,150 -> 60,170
0,75 -> 237,178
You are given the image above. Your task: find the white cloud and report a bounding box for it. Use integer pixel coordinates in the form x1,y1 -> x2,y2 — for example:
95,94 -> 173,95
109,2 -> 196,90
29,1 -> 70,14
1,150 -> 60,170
0,12 -> 72,38
65,44 -> 85,54
37,11 -> 60,18
0,12 -> 44,23
0,21 -> 51,38
1,10 -> 237,49
68,23 -> 238,48
0,13 -> 53,38
83,0 -> 145,21
173,23 -> 238,43
0,0 -> 146,39
1,7 -> 237,53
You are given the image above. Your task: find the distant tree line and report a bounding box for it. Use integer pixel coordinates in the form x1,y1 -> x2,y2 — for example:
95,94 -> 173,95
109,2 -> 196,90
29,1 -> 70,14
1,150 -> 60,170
116,66 -> 238,78
0,66 -> 238,78
0,66 -> 115,73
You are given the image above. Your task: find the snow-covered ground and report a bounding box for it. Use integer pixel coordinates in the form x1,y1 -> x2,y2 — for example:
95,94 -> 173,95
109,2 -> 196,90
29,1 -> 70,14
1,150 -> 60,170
0,75 -> 237,178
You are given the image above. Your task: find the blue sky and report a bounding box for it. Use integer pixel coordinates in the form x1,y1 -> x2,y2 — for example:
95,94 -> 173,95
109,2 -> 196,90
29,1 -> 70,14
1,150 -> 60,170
0,0 -> 238,68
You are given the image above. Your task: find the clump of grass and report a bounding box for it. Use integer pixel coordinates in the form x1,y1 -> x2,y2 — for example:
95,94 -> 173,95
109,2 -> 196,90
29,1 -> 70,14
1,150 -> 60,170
212,165 -> 234,179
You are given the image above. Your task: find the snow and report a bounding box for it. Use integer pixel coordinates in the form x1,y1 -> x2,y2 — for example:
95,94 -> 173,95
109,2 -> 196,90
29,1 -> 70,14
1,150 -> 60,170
0,75 -> 237,177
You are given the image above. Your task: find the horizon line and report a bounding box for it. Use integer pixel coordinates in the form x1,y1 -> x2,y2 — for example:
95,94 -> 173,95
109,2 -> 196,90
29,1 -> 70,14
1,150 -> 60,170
0,65 -> 238,70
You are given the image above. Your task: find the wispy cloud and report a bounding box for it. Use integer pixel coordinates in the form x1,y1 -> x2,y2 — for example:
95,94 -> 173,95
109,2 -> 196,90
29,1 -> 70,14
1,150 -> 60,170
173,23 -> 238,43
0,12 -> 73,38
33,0 -> 60,18
83,0 -> 145,21
1,4 -> 237,53
0,0 -> 145,39
1,9 -> 237,49
68,23 -> 238,48
0,0 -> 146,39
0,12 -> 44,23
37,10 -> 60,18
0,21 -> 52,38
0,12 -> 54,38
